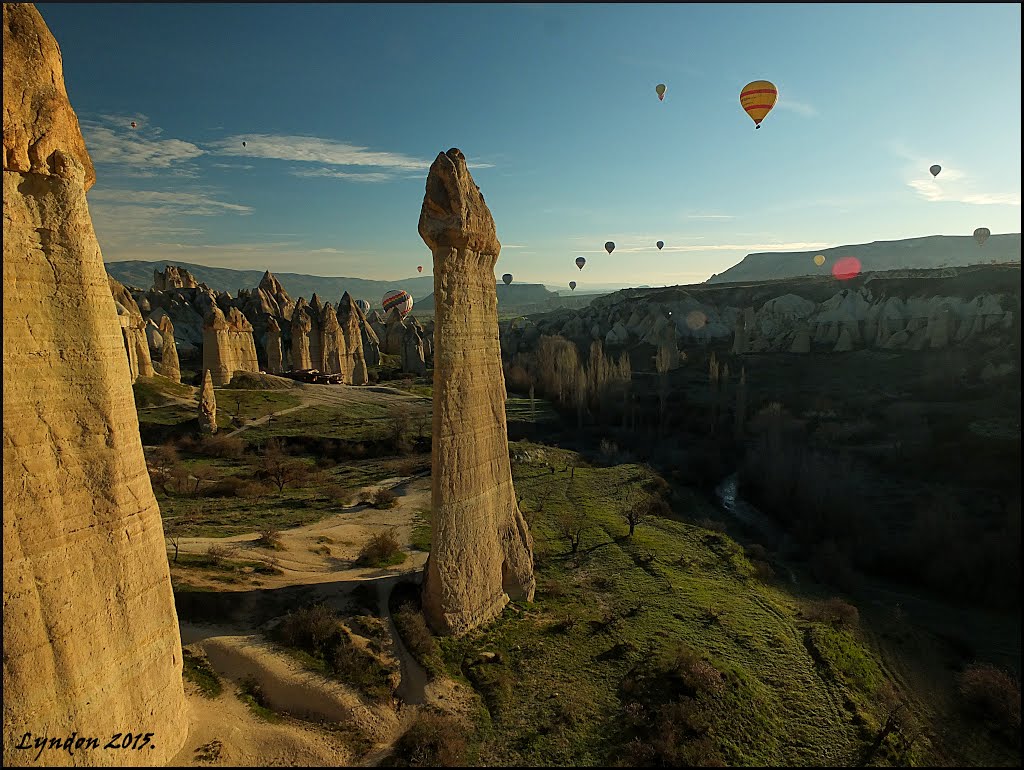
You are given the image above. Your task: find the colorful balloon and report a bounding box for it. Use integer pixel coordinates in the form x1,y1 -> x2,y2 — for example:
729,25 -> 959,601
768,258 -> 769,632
929,164 -> 941,178
973,227 -> 990,246
130,121 -> 137,129
575,256 -> 586,270
605,241 -> 615,254
740,80 -> 778,129
417,265 -> 423,273
656,83 -> 667,101
569,281 -> 577,291
813,254 -> 826,266
656,241 -> 664,250
502,273 -> 513,285
355,299 -> 371,314
382,289 -> 413,317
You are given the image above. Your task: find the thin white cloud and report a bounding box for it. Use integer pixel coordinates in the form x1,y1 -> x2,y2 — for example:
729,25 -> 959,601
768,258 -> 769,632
886,143 -> 1015,205
80,115 -> 205,171
290,167 -> 398,183
211,162 -> 254,170
775,99 -> 818,117
88,189 -> 252,215
686,214 -> 734,220
907,178 -> 1020,206
210,134 -> 431,170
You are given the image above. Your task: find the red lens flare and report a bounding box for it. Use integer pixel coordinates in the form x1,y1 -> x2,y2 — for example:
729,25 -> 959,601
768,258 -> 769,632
832,256 -> 862,281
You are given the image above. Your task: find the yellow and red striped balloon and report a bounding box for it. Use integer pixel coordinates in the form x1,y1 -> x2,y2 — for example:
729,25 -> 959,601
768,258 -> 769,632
740,80 -> 778,129
382,289 -> 413,317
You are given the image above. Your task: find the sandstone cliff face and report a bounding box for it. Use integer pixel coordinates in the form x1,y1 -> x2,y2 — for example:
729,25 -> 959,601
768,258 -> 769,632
265,316 -> 285,374
338,293 -> 369,385
418,148 -> 536,636
291,308 -> 313,370
384,307 -> 406,356
198,369 -> 217,434
319,303 -> 347,377
2,5 -> 188,765
153,264 -> 199,291
158,314 -> 181,382
202,305 -> 260,385
109,276 -> 156,381
401,324 -> 427,375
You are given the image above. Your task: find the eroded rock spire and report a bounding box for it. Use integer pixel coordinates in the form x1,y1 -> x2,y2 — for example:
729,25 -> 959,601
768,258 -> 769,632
418,148 -> 535,636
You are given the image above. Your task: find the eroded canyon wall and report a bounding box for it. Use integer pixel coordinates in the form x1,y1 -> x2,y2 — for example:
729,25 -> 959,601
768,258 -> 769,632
2,3 -> 188,765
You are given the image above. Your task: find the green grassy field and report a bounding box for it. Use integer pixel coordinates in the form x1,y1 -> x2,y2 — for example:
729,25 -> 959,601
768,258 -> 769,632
417,441 -> 914,767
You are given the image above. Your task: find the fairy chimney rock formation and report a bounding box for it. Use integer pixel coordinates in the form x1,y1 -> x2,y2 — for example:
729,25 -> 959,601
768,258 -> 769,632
418,147 -> 536,636
384,306 -> 407,355
291,307 -> 313,370
2,4 -> 188,764
265,316 -> 285,373
202,305 -> 260,385
401,324 -> 427,375
319,303 -> 347,376
338,293 -> 369,384
159,315 -> 181,382
198,369 -> 218,434
108,276 -> 156,381
258,269 -> 295,320
153,264 -> 199,291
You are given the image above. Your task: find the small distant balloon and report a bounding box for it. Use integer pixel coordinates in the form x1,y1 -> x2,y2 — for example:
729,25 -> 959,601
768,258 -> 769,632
242,141 -> 247,148
130,121 -> 137,129
813,254 -> 826,267
417,265 -> 423,273
355,299 -> 371,314
656,83 -> 667,101
575,256 -> 586,270
656,240 -> 664,250
502,273 -> 513,285
740,79 -> 778,129
605,241 -> 615,254
929,164 -> 941,178
569,281 -> 577,291
973,227 -> 990,246
832,256 -> 862,282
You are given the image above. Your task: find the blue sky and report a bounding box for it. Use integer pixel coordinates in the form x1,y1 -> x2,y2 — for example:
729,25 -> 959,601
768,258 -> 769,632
39,3 -> 1021,288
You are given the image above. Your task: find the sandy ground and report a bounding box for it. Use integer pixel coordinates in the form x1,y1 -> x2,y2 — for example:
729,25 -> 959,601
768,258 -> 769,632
164,382 -> 454,766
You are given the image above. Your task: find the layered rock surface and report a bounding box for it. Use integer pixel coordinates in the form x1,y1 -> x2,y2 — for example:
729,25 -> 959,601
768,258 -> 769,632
109,275 -> 156,381
2,4 -> 188,764
418,148 -> 535,636
202,305 -> 260,385
159,314 -> 181,382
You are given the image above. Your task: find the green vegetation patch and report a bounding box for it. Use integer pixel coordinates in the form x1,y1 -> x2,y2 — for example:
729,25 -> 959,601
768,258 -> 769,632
182,649 -> 223,699
133,376 -> 194,408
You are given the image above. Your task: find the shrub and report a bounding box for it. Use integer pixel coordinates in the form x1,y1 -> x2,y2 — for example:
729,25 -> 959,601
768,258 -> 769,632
667,644 -> 725,696
205,543 -> 239,565
751,559 -> 776,582
256,528 -> 283,550
372,487 -> 399,509
697,518 -> 727,533
199,434 -> 245,459
235,479 -> 272,500
393,602 -> 441,675
805,597 -> 860,628
389,711 -> 470,767
276,603 -> 341,654
204,475 -> 247,498
957,663 -> 1021,738
356,530 -> 405,567
330,641 -> 394,701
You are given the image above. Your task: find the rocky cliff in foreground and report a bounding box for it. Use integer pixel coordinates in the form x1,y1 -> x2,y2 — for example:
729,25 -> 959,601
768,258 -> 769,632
2,3 -> 188,765
419,148 -> 536,636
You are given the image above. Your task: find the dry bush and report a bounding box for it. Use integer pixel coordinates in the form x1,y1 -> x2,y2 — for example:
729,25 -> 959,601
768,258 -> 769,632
371,487 -> 399,510
256,528 -> 283,550
393,602 -> 439,668
389,710 -> 470,767
321,483 -> 353,506
276,603 -> 341,653
751,559 -> 776,582
356,530 -> 403,567
744,543 -> 770,562
199,434 -> 245,459
805,597 -> 860,628
204,475 -> 247,498
235,479 -> 272,500
205,543 -> 239,565
668,645 -> 726,696
697,518 -> 728,533
956,663 -> 1021,738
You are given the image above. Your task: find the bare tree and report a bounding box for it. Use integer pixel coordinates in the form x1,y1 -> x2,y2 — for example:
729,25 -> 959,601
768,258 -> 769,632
858,682 -> 925,766
556,507 -> 588,554
256,440 -> 310,493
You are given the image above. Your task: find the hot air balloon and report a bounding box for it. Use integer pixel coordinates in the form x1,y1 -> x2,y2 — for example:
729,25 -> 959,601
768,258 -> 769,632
929,164 -> 941,178
569,281 -> 577,291
130,121 -> 137,129
502,273 -> 513,285
417,265 -> 423,273
656,83 -> 667,102
974,227 -> 990,246
382,289 -> 413,318
656,241 -> 664,250
605,241 -> 615,254
740,80 -> 778,129
242,141 -> 247,148
355,299 -> 371,314
813,254 -> 826,266
575,257 -> 586,270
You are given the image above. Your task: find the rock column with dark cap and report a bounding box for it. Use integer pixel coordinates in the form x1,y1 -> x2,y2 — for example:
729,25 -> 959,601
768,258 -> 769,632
418,147 -> 536,636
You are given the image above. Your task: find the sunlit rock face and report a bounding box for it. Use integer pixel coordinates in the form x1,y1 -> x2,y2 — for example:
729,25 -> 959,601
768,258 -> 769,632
2,4 -> 188,765
202,305 -> 260,385
109,275 -> 156,381
337,292 -> 369,385
418,148 -> 536,636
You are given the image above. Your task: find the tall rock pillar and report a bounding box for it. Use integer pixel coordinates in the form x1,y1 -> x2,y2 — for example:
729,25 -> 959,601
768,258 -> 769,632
417,148 -> 535,636
2,4 -> 188,765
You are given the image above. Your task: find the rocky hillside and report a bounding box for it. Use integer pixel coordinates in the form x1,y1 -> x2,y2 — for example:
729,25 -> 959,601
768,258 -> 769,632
104,259 -> 438,304
709,233 -> 1020,284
